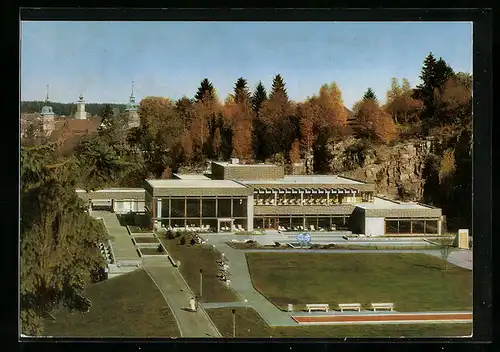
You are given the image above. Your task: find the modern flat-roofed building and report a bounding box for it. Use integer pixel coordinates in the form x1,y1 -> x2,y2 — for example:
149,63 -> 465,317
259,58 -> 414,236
76,159 -> 442,236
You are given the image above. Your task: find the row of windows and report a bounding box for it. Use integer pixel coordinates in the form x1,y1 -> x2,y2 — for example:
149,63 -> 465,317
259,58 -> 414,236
157,198 -> 247,218
385,219 -> 439,234
254,192 -> 373,206
254,216 -> 350,231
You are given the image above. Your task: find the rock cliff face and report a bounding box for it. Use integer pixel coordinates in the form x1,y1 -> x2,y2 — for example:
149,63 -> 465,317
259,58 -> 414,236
328,137 -> 434,201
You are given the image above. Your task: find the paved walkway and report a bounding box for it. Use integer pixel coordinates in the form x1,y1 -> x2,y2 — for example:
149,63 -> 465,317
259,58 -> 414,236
212,243 -> 299,326
143,258 -> 221,338
92,210 -> 139,262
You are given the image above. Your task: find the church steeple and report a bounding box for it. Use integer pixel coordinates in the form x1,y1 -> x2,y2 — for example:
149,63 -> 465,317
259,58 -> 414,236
45,84 -> 50,102
130,80 -> 136,104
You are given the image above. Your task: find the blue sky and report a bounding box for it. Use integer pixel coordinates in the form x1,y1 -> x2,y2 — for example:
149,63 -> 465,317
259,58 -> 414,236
20,21 -> 472,109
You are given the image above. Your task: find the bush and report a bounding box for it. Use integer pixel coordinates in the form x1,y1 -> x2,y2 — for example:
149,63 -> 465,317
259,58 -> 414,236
190,238 -> 196,246
165,230 -> 174,239
179,236 -> 186,245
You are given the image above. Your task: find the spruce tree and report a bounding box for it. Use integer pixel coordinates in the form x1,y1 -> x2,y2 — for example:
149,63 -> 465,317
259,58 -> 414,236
362,88 -> 378,103
233,77 -> 251,104
195,78 -> 216,103
269,74 -> 288,101
251,81 -> 268,114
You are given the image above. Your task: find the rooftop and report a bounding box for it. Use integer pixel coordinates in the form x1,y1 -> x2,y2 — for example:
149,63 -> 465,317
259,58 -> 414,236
212,161 -> 278,168
240,175 -> 366,185
355,197 -> 432,210
172,174 -> 211,180
76,188 -> 144,193
146,179 -> 247,189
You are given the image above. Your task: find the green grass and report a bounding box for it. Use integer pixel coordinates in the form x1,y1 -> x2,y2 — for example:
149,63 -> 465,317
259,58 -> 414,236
206,308 -> 472,338
161,238 -> 239,302
43,269 -> 180,337
133,237 -> 160,244
246,253 -> 472,312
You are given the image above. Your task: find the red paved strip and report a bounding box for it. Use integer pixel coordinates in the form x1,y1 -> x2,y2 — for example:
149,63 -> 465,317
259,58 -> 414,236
293,313 -> 472,324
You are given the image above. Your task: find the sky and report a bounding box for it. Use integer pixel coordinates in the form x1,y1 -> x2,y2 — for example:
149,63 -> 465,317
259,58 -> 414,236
20,21 -> 472,109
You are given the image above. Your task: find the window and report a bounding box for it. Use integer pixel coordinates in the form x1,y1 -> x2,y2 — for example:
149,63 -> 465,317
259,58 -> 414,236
305,217 -> 318,229
425,220 -> 439,234
398,220 -> 412,234
254,217 -> 264,230
412,220 -> 425,234
160,199 -> 169,218
318,217 -> 330,231
186,198 -> 200,218
170,198 -> 185,218
202,198 -> 216,217
291,217 -> 304,230
217,198 -> 231,218
233,198 -> 247,217
386,220 -> 399,234
278,217 -> 291,229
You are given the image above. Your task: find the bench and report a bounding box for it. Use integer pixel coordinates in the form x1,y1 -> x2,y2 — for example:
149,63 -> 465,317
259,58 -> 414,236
306,304 -> 330,313
371,303 -> 394,311
338,303 -> 361,312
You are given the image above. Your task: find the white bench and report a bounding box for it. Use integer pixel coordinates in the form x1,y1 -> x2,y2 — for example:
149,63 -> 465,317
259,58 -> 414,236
306,304 -> 329,312
338,303 -> 361,312
371,303 -> 394,311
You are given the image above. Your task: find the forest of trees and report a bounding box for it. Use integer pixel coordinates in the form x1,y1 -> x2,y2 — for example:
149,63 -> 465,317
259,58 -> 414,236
20,52 -> 472,335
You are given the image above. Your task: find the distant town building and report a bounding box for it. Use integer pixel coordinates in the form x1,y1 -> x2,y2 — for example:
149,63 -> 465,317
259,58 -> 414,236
125,81 -> 140,128
75,94 -> 87,120
40,85 -> 56,136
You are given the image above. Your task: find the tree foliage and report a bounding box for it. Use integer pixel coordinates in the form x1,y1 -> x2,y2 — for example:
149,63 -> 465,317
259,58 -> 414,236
20,144 -> 107,335
353,98 -> 398,144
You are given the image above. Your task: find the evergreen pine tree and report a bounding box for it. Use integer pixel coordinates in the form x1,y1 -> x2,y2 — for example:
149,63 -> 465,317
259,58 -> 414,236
233,77 -> 251,104
362,88 -> 378,103
195,78 -> 215,103
251,81 -> 268,114
269,74 -> 288,101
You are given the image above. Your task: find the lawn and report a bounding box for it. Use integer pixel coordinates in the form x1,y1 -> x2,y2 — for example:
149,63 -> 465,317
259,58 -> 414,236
246,253 -> 472,312
226,242 -> 435,251
207,308 -> 472,338
133,237 -> 160,244
161,237 -> 239,302
43,269 -> 180,337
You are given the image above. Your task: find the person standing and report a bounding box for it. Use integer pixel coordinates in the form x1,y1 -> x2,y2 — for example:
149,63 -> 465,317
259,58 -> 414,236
189,297 -> 197,312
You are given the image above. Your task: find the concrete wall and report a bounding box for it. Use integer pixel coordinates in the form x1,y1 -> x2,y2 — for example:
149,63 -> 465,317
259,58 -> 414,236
364,217 -> 385,237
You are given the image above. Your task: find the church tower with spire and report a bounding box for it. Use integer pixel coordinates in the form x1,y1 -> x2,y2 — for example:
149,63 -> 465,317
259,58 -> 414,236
125,81 -> 140,128
75,94 -> 87,120
40,85 -> 55,135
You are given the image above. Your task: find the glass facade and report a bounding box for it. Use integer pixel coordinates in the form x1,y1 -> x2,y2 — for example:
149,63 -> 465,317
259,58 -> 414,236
155,196 -> 248,232
385,218 -> 439,235
253,215 -> 350,231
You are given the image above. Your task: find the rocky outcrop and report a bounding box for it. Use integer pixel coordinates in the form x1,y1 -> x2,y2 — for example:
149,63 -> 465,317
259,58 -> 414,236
328,137 -> 434,201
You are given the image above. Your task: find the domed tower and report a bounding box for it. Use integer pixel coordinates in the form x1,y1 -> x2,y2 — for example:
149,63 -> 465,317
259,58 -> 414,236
40,85 -> 55,135
125,81 -> 140,128
75,94 -> 87,120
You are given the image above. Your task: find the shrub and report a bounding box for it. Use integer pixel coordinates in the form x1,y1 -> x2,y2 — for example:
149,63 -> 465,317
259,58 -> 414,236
165,230 -> 174,239
190,238 -> 196,246
179,236 -> 186,245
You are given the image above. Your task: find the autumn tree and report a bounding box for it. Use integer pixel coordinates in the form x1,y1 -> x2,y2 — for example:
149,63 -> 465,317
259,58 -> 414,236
223,79 -> 254,161
315,82 -> 349,138
138,97 -> 183,176
180,130 -> 195,164
289,139 -> 301,164
212,127 -> 222,160
435,75 -> 472,126
259,74 -> 296,159
385,78 -> 424,125
191,78 -> 221,160
353,93 -> 398,144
